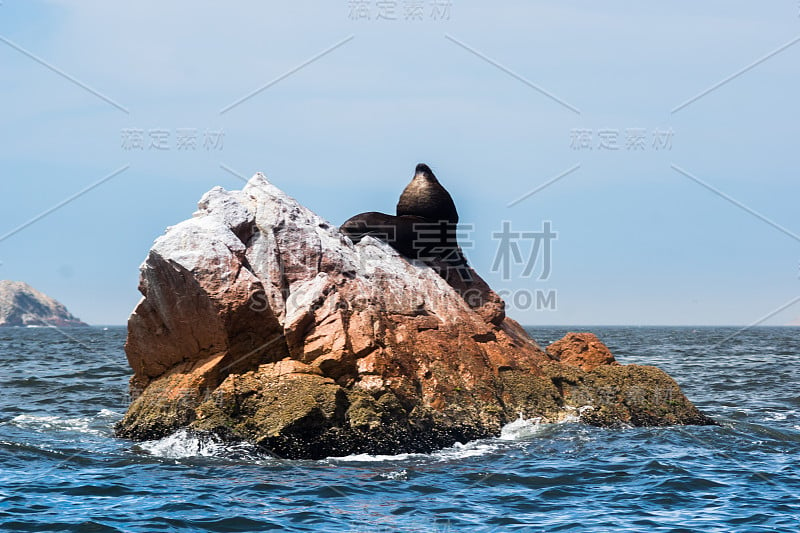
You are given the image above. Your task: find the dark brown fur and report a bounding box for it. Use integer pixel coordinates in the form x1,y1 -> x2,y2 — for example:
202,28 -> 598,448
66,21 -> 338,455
396,164 -> 459,224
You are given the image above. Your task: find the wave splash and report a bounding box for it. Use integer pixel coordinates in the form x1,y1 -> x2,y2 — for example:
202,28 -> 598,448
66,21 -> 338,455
136,429 -> 270,461
4,410 -> 121,436
134,416 -> 558,462
133,414 -> 595,463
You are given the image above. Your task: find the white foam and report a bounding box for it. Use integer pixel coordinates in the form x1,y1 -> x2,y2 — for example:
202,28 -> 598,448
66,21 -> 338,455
138,429 -> 264,460
558,405 -> 595,423
499,415 -> 545,440
437,440 -> 502,460
9,414 -> 101,435
378,469 -> 408,480
333,416 -> 558,463
138,415 -> 585,463
334,452 -> 415,462
138,429 -> 227,458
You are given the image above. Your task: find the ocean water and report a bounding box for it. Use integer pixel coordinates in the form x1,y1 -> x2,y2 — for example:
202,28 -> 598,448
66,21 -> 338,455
1,326 -> 799,532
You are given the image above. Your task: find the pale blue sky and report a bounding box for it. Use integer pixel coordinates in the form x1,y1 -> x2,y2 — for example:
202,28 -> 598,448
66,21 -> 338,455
1,1 -> 798,326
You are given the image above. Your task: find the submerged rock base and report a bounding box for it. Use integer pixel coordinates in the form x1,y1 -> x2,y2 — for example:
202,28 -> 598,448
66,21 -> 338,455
115,175 -> 713,459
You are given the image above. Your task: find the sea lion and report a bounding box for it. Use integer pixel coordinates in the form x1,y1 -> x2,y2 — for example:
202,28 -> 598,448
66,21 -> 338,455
396,164 -> 459,224
340,163 -> 471,281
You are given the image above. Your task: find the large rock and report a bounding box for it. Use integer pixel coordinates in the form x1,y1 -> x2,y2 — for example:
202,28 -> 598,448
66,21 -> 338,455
0,281 -> 87,327
546,332 -> 618,372
115,174 -> 713,459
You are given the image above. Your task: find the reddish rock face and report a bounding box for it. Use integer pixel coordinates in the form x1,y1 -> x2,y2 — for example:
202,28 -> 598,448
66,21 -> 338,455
115,174 -> 713,459
547,332 -> 619,372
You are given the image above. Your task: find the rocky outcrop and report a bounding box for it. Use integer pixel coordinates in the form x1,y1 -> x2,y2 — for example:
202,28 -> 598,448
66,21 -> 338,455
115,174 -> 713,459
546,332 -> 618,372
0,281 -> 87,327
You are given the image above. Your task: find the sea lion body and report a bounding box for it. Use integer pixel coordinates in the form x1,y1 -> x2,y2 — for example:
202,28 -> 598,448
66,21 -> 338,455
340,211 -> 425,259
396,164 -> 459,224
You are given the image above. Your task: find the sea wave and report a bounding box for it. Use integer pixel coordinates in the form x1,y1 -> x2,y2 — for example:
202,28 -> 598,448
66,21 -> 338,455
134,416 -> 561,463
3,326 -> 800,531
5,411 -> 118,435
330,415 -> 576,463
135,429 -> 269,461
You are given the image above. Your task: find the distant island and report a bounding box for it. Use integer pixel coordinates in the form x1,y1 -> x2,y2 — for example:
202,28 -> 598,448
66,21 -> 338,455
0,280 -> 87,327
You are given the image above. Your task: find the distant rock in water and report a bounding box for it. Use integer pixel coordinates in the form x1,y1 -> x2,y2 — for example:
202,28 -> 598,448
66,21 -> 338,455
115,172 -> 714,459
0,281 -> 87,327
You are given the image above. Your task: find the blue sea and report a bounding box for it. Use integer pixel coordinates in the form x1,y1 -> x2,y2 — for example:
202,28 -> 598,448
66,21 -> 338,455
1,326 -> 798,532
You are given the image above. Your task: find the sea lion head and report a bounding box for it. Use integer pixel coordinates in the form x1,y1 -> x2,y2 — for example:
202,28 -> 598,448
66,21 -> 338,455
415,163 -> 437,182
397,162 -> 458,224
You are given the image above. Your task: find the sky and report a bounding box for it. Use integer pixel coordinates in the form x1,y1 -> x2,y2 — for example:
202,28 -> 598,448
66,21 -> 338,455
0,1 -> 798,326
